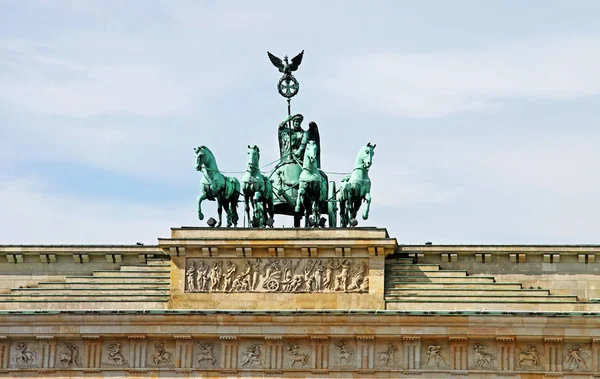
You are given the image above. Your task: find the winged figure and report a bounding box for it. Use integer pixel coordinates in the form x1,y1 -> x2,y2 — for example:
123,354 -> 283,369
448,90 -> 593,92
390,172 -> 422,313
277,113 -> 320,167
267,50 -> 304,76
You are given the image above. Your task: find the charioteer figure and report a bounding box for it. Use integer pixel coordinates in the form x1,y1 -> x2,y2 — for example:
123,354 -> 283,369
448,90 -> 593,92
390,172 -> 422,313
277,113 -> 321,167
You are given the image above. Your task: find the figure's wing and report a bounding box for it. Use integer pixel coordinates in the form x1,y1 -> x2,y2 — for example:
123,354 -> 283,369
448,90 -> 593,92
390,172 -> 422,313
290,50 -> 304,71
267,51 -> 285,73
308,121 -> 321,168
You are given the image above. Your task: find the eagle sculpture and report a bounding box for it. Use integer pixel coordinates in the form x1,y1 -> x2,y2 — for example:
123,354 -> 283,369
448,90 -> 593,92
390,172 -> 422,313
267,50 -> 304,76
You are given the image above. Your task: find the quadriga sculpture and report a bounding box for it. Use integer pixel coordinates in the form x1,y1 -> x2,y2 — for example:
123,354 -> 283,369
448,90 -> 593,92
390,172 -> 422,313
338,143 -> 375,227
241,145 -> 274,227
194,145 -> 241,227
295,140 -> 327,226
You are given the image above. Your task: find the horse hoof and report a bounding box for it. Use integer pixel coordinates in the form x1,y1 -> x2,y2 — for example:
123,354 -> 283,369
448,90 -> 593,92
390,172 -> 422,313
362,213 -> 368,220
294,206 -> 301,213
216,222 -> 222,227
198,213 -> 204,221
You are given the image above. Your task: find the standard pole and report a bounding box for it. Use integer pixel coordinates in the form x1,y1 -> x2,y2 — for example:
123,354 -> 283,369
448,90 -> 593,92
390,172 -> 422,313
287,98 -> 292,160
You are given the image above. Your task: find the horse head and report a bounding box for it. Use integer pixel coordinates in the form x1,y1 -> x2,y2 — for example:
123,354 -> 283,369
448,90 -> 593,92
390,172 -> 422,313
194,145 -> 206,171
303,140 -> 318,170
194,145 -> 216,172
247,145 -> 260,171
356,142 -> 376,170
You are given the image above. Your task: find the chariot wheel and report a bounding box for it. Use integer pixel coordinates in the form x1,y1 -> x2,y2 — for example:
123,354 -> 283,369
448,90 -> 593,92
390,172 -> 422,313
327,181 -> 337,228
265,279 -> 280,292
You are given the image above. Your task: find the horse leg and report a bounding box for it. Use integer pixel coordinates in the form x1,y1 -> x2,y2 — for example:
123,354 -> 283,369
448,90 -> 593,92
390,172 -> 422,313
304,197 -> 312,227
223,200 -> 232,228
216,197 -> 223,227
244,191 -> 252,226
197,191 -> 208,221
339,193 -> 347,227
312,195 -> 320,227
295,183 -> 305,213
362,192 -> 371,220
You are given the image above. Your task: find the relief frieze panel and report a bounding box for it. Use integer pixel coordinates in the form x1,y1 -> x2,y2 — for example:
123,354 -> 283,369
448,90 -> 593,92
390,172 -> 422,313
563,344 -> 591,371
516,344 -> 543,370
330,340 -> 356,368
102,341 -> 129,368
185,258 -> 369,293
376,341 -> 402,368
0,336 -> 596,374
11,341 -> 38,368
194,340 -> 218,368
149,341 -> 174,368
422,340 -> 450,369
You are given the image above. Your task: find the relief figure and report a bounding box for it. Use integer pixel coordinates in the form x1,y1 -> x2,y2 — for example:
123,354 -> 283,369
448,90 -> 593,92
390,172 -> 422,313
334,259 -> 352,292
517,345 -> 542,369
426,345 -> 447,367
303,259 -> 316,292
210,261 -> 223,291
335,341 -> 354,367
186,261 -> 196,291
59,343 -> 80,367
152,342 -> 172,366
196,261 -> 210,291
241,344 -> 264,367
473,343 -> 495,368
312,260 -> 323,291
105,343 -> 128,366
287,343 -> 309,367
223,261 -> 237,292
348,261 -> 367,292
378,343 -> 401,366
14,342 -> 37,367
197,343 -> 216,366
564,345 -> 588,370
323,259 -> 339,290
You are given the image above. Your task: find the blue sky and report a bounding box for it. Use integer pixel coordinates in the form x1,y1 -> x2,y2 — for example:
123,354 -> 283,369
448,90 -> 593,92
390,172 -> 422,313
1,1 -> 600,244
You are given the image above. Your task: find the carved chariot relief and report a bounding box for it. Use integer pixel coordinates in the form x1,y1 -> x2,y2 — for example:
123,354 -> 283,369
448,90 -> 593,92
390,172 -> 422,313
185,258 -> 369,293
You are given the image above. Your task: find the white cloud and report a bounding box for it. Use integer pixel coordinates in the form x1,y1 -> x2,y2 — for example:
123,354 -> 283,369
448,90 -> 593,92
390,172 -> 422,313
323,36 -> 600,117
0,39 -> 233,117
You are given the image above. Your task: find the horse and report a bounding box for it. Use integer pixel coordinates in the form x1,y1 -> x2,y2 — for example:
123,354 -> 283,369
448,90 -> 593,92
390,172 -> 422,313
241,145 -> 274,227
194,145 -> 241,227
295,140 -> 326,227
338,142 -> 375,227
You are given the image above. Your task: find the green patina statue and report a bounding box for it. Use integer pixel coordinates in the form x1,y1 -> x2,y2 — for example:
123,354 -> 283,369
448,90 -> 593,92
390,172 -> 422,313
295,140 -> 328,227
338,143 -> 376,227
193,51 -> 377,228
242,145 -> 274,227
277,114 -> 321,165
194,146 -> 240,227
